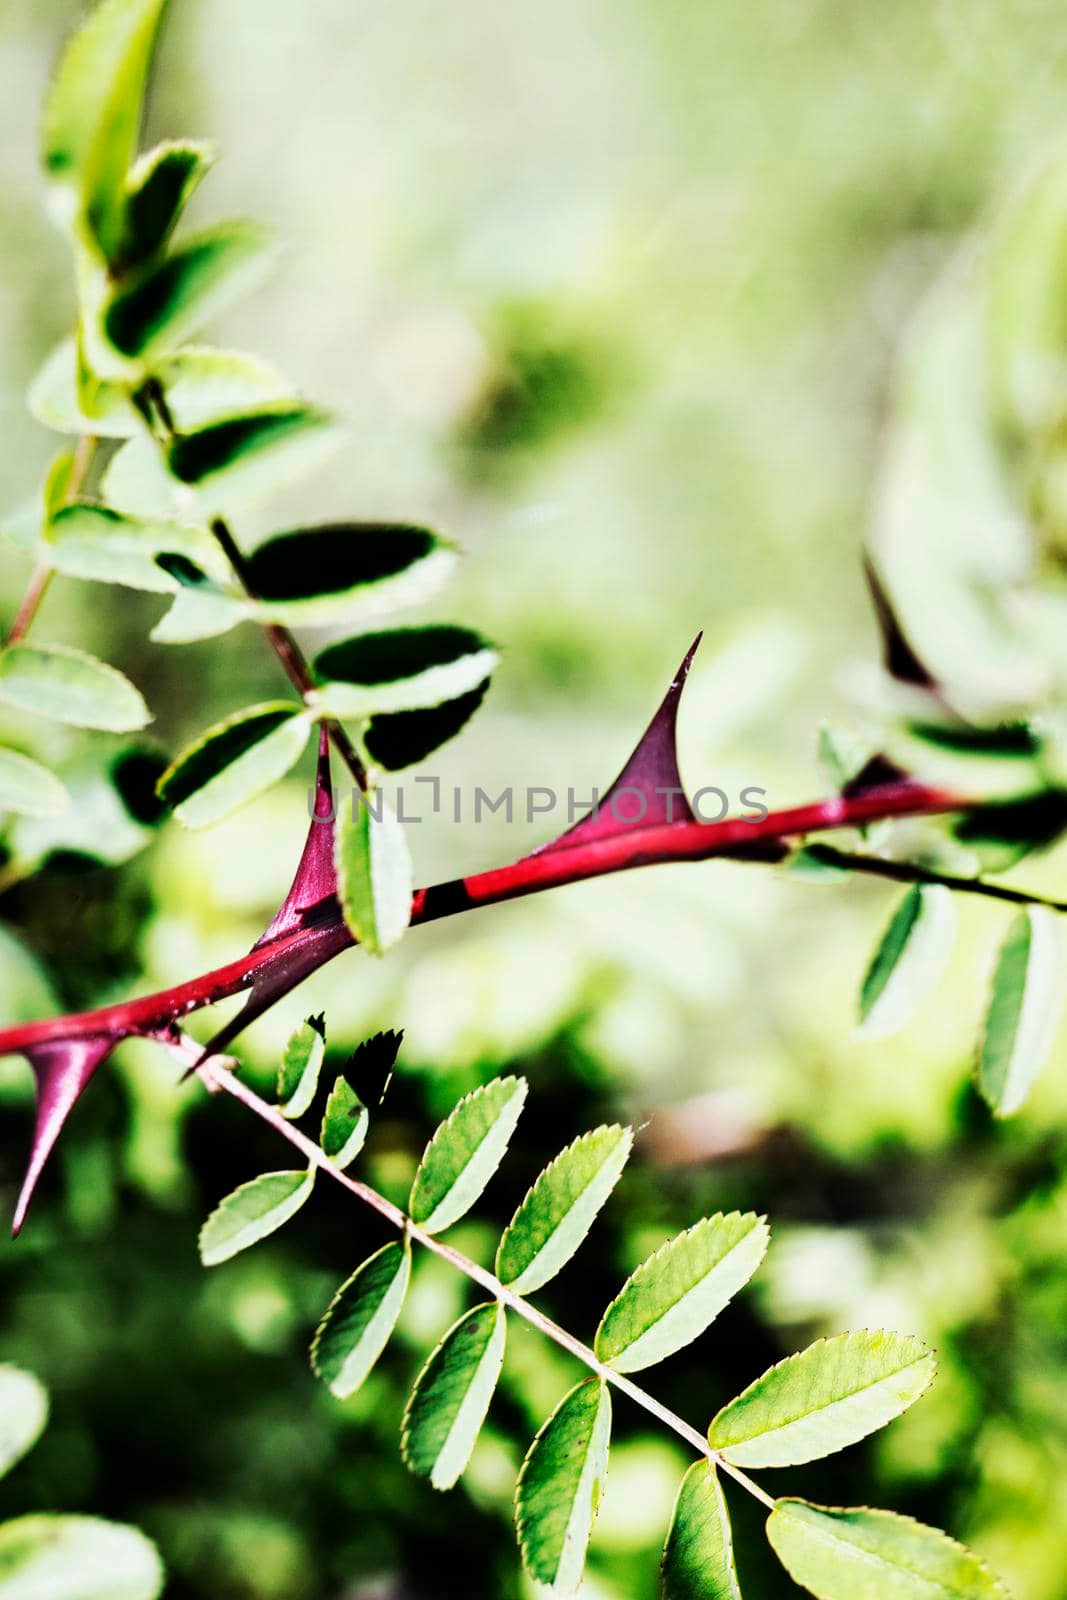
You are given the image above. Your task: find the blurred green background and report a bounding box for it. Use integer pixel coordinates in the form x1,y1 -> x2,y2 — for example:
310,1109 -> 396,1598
5,1 -> 1067,1596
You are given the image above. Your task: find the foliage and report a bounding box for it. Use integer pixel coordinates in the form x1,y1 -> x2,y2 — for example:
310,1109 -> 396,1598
192,1033 -> 1006,1598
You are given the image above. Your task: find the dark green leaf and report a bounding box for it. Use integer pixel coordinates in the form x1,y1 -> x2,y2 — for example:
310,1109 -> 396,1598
244,522 -> 456,624
977,907 -> 1064,1115
661,1461 -> 741,1600
409,1076 -> 527,1235
401,1302 -> 507,1490
199,1169 -> 315,1266
364,682 -> 490,771
515,1378 -> 612,1592
156,701 -> 312,828
314,626 -> 498,717
319,1076 -> 369,1170
858,885 -> 955,1040
311,1241 -> 411,1398
496,1124 -> 632,1294
277,1015 -> 326,1119
114,138 -> 215,267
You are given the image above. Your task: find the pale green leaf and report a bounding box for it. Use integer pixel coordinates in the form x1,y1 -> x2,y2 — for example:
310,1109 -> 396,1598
978,906 -> 1065,1116
817,724 -> 873,793
319,1076 -> 369,1170
708,1330 -> 936,1469
41,0 -> 167,255
47,504 -> 222,593
857,885 -> 955,1040
409,1076 -> 527,1235
29,339 -> 290,439
401,1302 -> 507,1490
495,1124 -> 632,1294
0,1513 -> 163,1600
0,1367 -> 49,1480
313,626 -> 499,717
11,745 -> 164,873
0,751 -> 69,819
165,403 -> 342,516
0,644 -> 150,732
276,1016 -> 326,1119
156,702 -> 312,828
103,222 -> 275,364
595,1212 -> 769,1374
515,1377 -> 612,1592
241,522 -> 457,626
149,582 -> 248,643
199,1169 -> 314,1266
311,1241 -> 410,1398
766,1500 -> 1009,1600
335,793 -> 413,955
661,1461 -> 741,1600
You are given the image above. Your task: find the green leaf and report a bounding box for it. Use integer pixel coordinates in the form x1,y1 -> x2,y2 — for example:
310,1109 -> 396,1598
241,523 -> 457,625
595,1212 -> 769,1374
515,1377 -> 612,1592
766,1500 -> 1009,1600
409,1076 -> 527,1235
199,1169 -> 314,1266
0,1366 -> 49,1480
977,906 -> 1065,1116
0,1513 -> 163,1600
149,582 -> 248,644
277,1015 -> 326,1119
41,0 -> 167,255
313,626 -> 499,717
363,682 -> 490,771
103,222 -> 275,364
47,503 -> 222,593
114,137 -> 215,268
30,339 -> 290,438
0,644 -> 149,732
496,1124 -> 633,1294
11,745 -> 165,873
0,750 -> 69,819
857,885 -> 955,1040
156,702 -> 312,828
708,1330 -> 936,1469
335,793 -> 413,955
311,1241 -> 411,1398
401,1302 -> 507,1490
661,1461 -> 741,1600
165,403 -> 341,514
319,1076 -> 369,1170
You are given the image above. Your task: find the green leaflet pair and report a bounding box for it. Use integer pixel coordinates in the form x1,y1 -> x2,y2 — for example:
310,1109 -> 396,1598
198,1024 -> 1009,1599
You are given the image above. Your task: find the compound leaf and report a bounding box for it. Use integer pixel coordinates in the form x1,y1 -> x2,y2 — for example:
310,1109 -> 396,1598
199,1169 -> 314,1266
0,643 -> 149,732
409,1076 -> 527,1235
708,1330 -> 935,1469
496,1124 -> 632,1294
515,1377 -> 612,1593
858,885 -> 955,1040
595,1212 -> 769,1374
401,1301 -> 507,1490
156,701 -> 312,828
661,1460 -> 741,1600
311,1241 -> 411,1398
277,1015 -> 326,1119
977,906 -> 1065,1116
766,1500 -> 1009,1600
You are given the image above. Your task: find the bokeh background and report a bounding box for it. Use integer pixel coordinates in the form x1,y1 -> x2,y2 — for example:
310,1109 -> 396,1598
5,2 -> 1067,1596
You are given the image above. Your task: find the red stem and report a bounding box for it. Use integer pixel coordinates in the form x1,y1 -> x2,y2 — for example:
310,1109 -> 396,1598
0,780 -> 962,1056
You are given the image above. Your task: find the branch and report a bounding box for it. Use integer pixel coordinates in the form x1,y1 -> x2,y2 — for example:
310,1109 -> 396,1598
803,844 -> 1067,912
0,779 -> 965,1060
193,1046 -> 776,1511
